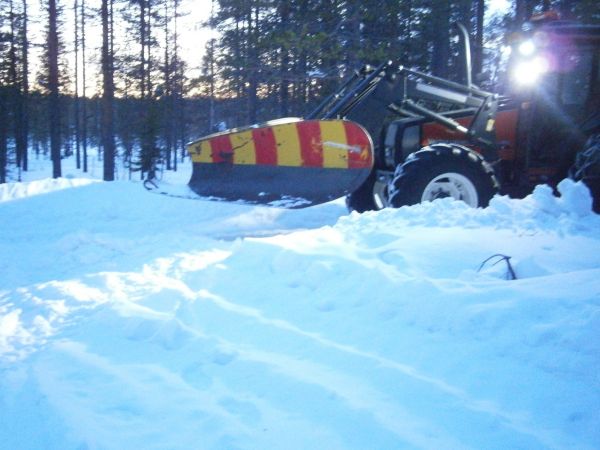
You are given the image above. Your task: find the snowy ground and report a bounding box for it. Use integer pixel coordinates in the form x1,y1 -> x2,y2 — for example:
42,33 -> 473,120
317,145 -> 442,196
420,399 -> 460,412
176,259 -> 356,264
0,156 -> 599,450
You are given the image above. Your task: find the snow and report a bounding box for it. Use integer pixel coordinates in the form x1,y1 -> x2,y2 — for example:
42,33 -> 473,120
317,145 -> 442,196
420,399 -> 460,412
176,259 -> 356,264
1,160 -> 599,450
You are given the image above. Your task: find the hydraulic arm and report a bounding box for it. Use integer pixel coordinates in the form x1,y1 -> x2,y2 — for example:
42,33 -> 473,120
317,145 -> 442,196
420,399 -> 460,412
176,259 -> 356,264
307,61 -> 499,153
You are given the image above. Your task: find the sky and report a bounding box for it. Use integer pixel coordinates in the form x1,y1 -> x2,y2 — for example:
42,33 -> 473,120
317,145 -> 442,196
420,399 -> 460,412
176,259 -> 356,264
179,1 -> 218,70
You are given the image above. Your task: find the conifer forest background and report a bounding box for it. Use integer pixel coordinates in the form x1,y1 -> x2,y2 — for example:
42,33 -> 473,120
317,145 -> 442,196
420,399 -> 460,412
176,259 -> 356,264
0,0 -> 599,182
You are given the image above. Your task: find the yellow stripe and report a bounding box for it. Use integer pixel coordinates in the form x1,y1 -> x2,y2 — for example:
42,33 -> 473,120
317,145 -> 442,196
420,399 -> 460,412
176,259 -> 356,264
320,121 -> 349,168
230,130 -> 256,165
186,142 -> 201,162
272,124 -> 302,167
188,139 -> 213,163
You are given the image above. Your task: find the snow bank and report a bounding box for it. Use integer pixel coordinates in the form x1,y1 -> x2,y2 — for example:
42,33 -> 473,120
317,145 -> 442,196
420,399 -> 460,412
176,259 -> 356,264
0,178 -> 100,203
0,177 -> 599,450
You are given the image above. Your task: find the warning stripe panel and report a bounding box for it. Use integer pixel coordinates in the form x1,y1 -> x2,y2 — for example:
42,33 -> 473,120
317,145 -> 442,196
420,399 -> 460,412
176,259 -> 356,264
320,121 -> 349,169
188,119 -> 373,169
210,135 -> 233,163
272,124 -> 302,167
188,140 -> 213,163
344,121 -> 373,169
297,121 -> 323,167
252,127 -> 278,165
231,130 -> 256,165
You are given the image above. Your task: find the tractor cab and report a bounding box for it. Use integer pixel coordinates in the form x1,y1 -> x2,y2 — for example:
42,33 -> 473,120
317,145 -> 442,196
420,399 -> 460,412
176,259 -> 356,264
505,13 -> 600,191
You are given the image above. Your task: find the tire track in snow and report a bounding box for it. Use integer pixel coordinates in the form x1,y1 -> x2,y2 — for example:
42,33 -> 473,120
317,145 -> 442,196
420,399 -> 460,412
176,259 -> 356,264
184,288 -> 592,450
89,248 -> 593,450
6,250 -> 594,450
172,302 -> 472,450
35,338 -> 348,450
29,271 -> 469,449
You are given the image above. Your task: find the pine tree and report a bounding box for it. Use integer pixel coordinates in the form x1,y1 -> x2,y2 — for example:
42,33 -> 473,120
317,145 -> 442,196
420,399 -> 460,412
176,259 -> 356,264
0,0 -> 12,183
80,0 -> 88,172
73,0 -> 80,169
473,0 -> 485,79
47,0 -> 61,178
101,0 -> 115,180
122,0 -> 162,178
16,0 -> 28,173
158,0 -> 186,171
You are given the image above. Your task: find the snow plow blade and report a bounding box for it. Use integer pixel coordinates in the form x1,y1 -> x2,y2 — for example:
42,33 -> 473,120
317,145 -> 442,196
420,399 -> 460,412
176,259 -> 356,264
186,118 -> 374,208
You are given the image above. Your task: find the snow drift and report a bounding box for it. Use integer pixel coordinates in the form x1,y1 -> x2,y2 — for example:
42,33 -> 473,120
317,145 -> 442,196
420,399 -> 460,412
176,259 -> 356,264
0,177 -> 599,450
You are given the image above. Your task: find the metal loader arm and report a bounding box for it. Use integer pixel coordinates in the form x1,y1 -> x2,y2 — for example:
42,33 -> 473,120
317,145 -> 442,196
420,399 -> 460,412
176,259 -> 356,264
391,66 -> 499,152
305,20 -> 499,153
306,61 -> 394,121
307,59 -> 499,153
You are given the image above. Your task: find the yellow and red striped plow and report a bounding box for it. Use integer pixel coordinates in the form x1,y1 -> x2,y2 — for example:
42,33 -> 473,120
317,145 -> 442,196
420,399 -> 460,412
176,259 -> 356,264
185,118 -> 374,208
187,119 -> 373,170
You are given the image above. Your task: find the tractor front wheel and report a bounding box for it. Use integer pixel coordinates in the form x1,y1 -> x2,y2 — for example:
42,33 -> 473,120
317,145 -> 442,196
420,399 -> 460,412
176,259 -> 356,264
346,170 -> 390,212
389,144 -> 498,208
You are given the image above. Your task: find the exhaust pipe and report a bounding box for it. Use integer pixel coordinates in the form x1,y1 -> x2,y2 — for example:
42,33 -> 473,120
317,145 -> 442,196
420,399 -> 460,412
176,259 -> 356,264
455,22 -> 473,89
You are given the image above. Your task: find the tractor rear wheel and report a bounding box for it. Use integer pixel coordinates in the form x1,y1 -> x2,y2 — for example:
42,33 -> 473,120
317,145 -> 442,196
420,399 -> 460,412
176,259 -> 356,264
389,143 -> 498,208
571,133 -> 600,213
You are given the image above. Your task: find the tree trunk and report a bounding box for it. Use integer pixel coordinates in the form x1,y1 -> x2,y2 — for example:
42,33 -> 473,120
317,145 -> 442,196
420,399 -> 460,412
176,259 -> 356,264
473,0 -> 485,79
345,1 -> 361,71
101,0 -> 115,181
139,0 -> 158,178
431,0 -> 450,78
278,2 -> 289,117
0,89 -> 7,183
48,0 -> 62,178
17,0 -> 29,173
81,0 -> 88,172
74,0 -> 81,169
163,0 -> 172,170
208,40 -> 216,130
246,6 -> 259,124
400,0 -> 412,64
173,0 -> 184,168
10,0 -> 26,179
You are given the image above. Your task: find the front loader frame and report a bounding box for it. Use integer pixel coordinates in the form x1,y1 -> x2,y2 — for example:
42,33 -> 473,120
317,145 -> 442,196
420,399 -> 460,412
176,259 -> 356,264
307,24 -> 501,161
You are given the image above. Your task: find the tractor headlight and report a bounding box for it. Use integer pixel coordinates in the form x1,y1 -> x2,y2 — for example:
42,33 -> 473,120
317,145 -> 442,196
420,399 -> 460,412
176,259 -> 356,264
518,40 -> 536,56
513,56 -> 549,86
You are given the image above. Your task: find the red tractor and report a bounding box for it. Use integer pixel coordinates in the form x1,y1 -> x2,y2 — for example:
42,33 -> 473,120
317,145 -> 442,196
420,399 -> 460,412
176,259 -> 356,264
182,13 -> 599,212
341,14 -> 600,212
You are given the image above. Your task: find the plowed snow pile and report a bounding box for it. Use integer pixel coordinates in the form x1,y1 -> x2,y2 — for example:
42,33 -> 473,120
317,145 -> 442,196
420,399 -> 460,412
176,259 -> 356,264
1,178 -> 599,450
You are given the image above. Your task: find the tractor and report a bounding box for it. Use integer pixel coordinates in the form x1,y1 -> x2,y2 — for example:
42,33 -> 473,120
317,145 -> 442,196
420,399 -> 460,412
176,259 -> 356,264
341,13 -> 600,212
182,13 -> 600,212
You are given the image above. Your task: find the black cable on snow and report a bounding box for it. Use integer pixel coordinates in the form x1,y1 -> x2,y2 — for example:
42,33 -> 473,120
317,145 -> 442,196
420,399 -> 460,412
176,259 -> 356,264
477,254 -> 517,280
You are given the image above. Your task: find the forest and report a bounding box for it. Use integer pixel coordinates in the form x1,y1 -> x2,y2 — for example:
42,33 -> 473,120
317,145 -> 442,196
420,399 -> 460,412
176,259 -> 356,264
0,0 -> 598,183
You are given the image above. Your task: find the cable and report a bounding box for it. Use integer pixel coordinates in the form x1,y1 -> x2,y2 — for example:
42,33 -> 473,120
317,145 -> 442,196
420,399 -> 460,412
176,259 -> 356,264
477,253 -> 517,280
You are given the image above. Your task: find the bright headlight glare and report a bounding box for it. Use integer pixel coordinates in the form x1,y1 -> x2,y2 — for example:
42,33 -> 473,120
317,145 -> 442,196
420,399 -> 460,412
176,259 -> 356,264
518,40 -> 536,56
513,56 -> 549,85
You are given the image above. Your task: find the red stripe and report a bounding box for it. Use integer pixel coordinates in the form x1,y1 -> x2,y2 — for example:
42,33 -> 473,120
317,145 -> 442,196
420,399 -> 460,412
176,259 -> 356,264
297,121 -> 323,167
209,135 -> 233,163
344,122 -> 372,169
252,128 -> 278,165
